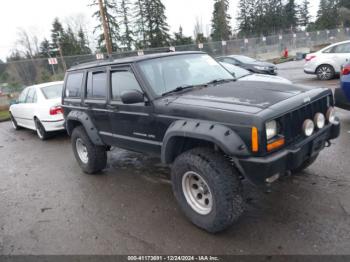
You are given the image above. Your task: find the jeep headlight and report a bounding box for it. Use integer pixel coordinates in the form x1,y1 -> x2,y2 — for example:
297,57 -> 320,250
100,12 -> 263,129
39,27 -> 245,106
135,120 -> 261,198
326,107 -> 338,124
266,120 -> 277,140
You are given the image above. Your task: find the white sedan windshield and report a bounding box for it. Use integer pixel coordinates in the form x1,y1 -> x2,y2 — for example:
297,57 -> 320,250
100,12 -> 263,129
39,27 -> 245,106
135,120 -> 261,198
138,54 -> 234,96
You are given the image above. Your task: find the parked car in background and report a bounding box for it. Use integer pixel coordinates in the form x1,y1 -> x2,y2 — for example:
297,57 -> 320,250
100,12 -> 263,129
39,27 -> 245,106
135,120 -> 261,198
335,62 -> 350,110
304,40 -> 350,80
220,62 -> 291,84
9,81 -> 65,140
217,55 -> 278,75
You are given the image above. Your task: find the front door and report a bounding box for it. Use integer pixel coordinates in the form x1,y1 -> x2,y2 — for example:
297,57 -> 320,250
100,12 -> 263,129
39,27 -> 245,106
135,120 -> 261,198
106,66 -> 161,154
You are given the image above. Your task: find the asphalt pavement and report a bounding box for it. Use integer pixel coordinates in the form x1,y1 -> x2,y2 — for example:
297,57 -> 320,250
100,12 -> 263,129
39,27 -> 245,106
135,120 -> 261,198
0,61 -> 350,255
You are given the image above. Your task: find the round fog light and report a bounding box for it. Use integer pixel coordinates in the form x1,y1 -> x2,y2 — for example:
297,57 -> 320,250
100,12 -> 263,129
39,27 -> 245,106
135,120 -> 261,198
302,119 -> 315,137
326,107 -> 337,124
314,113 -> 325,129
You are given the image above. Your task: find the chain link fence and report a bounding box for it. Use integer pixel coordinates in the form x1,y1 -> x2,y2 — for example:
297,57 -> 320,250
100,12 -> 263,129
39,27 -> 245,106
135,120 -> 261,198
1,27 -> 350,91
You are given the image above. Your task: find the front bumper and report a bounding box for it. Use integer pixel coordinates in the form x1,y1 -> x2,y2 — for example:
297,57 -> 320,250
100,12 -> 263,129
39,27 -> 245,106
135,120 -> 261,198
238,123 -> 340,185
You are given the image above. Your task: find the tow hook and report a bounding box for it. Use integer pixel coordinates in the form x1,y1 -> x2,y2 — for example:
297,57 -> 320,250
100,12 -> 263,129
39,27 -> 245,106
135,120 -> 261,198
325,140 -> 331,148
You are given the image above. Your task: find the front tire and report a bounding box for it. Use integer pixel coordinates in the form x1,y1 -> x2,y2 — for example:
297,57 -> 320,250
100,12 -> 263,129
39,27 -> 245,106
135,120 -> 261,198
316,65 -> 335,80
71,126 -> 107,174
171,148 -> 244,233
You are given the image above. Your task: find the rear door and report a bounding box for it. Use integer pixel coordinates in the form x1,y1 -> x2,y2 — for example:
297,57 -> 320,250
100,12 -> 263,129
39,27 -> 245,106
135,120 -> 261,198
83,68 -> 111,136
21,87 -> 38,129
106,65 -> 161,154
327,43 -> 350,72
11,87 -> 29,126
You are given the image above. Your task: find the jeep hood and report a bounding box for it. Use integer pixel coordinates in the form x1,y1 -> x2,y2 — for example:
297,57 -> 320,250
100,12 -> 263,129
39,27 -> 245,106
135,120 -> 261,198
169,81 -> 311,113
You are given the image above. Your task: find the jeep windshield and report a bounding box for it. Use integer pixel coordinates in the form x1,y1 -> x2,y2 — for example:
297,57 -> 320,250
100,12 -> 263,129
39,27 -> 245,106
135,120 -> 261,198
138,54 -> 235,96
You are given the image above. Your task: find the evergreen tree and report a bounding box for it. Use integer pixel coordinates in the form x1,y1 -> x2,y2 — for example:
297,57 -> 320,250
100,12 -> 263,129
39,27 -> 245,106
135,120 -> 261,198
60,26 -> 79,55
39,39 -> 51,57
77,27 -> 91,54
284,0 -> 298,32
339,0 -> 350,9
147,0 -> 170,48
134,0 -> 147,48
237,0 -> 252,36
50,18 -> 64,50
315,0 -> 339,30
172,26 -> 193,46
298,0 -> 311,28
90,0 -> 121,52
119,0 -> 134,50
210,0 -> 232,41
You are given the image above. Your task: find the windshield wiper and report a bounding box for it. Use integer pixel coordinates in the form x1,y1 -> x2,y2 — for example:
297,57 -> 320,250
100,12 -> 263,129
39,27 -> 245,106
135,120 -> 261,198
161,85 -> 197,97
161,78 -> 236,97
206,78 -> 236,85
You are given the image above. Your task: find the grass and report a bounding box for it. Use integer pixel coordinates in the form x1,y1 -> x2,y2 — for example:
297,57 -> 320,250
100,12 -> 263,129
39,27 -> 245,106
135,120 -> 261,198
0,110 -> 10,121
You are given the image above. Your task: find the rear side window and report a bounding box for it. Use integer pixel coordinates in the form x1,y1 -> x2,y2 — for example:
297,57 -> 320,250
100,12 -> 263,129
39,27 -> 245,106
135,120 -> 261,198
41,84 -> 63,99
65,73 -> 83,98
18,88 -> 29,103
25,88 -> 37,103
332,43 -> 350,53
86,71 -> 107,99
111,71 -> 142,100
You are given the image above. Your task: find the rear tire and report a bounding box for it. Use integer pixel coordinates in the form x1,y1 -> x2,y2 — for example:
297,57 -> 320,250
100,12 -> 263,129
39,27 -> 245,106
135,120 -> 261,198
35,118 -> 49,140
71,126 -> 107,174
10,113 -> 20,130
291,154 -> 319,174
171,147 -> 244,233
316,65 -> 335,80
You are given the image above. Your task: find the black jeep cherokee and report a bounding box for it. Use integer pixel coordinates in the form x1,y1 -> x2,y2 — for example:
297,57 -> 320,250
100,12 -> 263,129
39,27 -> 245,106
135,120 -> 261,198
62,51 -> 340,233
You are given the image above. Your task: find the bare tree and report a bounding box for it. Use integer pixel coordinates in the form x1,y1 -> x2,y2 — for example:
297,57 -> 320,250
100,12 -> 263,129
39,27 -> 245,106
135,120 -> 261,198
16,28 -> 40,59
193,17 -> 204,38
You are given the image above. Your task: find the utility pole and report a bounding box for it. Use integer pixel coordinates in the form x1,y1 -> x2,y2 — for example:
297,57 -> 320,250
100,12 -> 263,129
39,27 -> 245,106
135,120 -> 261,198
55,32 -> 67,72
98,0 -> 113,56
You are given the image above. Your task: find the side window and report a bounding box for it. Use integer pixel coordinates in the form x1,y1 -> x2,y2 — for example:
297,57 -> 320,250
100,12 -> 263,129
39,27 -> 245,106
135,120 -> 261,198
86,71 -> 107,99
111,70 -> 142,100
332,43 -> 350,53
323,47 -> 333,53
25,88 -> 36,103
18,88 -> 29,103
65,72 -> 84,98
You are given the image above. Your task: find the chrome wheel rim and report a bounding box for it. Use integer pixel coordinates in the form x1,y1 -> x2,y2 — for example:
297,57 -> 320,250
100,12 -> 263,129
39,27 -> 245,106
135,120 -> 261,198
182,171 -> 213,215
318,66 -> 332,80
76,138 -> 89,164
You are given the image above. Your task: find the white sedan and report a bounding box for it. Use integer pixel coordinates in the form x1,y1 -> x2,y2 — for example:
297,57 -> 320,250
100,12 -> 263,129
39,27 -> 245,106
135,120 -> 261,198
9,81 -> 65,140
304,40 -> 350,80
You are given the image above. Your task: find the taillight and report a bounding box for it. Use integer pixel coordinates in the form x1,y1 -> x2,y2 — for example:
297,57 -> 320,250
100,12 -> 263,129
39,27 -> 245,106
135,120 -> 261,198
50,106 -> 63,115
305,55 -> 316,62
342,65 -> 350,75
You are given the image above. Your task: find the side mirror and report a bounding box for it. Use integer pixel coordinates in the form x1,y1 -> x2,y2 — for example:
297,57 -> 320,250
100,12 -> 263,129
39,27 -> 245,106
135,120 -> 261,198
120,89 -> 144,104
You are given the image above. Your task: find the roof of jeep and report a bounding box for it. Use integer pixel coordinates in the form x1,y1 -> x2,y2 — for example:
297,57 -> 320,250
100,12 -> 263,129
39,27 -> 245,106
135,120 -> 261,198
67,51 -> 205,72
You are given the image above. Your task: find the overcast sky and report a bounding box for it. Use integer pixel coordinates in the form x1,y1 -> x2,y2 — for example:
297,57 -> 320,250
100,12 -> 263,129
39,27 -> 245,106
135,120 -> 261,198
0,0 -> 320,61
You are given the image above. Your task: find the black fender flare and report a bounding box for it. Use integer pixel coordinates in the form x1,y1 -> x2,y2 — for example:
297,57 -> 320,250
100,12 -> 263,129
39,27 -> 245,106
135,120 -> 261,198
161,120 -> 250,164
65,111 -> 105,146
